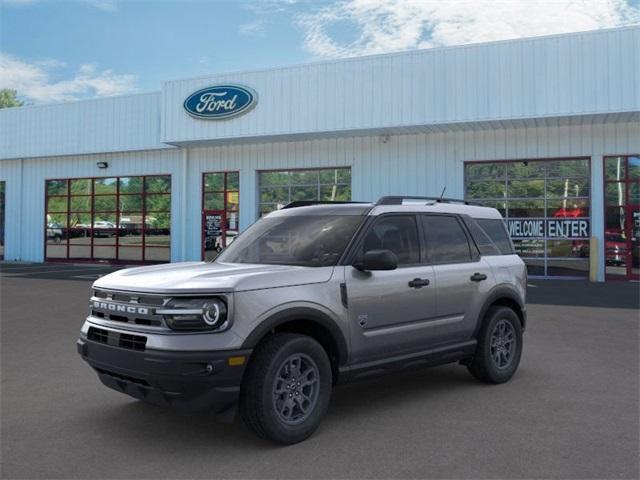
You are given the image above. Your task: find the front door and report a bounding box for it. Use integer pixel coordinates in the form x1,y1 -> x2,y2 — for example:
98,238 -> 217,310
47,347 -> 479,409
202,210 -> 225,261
345,214 -> 437,363
632,207 -> 640,280
604,156 -> 639,280
202,171 -> 240,261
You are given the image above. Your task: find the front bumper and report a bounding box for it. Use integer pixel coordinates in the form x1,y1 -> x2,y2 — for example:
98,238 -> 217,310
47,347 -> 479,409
77,336 -> 252,414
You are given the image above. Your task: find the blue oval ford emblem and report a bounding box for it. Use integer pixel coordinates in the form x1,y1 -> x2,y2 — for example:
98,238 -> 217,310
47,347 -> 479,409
183,84 -> 257,120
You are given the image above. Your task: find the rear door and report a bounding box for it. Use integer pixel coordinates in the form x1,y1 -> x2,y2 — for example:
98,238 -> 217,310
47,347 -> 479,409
420,214 -> 493,342
345,214 -> 437,363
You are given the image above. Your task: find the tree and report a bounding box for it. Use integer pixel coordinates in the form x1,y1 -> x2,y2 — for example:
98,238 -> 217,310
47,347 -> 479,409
0,89 -> 24,109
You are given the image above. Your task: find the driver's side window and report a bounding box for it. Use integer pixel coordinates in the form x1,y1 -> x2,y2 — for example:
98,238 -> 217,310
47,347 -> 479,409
360,215 -> 420,265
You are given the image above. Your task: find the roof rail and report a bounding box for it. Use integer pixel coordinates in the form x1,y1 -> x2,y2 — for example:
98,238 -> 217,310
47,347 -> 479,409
281,200 -> 369,209
376,196 -> 481,206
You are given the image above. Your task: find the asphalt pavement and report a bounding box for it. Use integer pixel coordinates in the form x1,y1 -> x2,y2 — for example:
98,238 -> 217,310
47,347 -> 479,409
1,262 -> 638,479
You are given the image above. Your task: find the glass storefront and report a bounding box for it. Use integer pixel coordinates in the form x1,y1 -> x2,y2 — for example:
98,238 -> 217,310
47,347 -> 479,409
202,171 -> 239,261
465,158 -> 591,277
258,168 -> 351,216
45,175 -> 171,263
0,181 -> 5,260
604,155 -> 639,280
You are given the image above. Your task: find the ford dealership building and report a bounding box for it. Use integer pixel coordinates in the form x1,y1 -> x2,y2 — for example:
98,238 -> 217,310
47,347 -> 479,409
0,27 -> 638,281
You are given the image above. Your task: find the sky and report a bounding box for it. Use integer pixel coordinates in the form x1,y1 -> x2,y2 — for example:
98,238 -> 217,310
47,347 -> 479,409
1,0 -> 639,104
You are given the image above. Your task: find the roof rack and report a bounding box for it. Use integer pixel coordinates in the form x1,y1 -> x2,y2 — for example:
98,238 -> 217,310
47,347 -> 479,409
281,200 -> 369,209
376,196 -> 481,206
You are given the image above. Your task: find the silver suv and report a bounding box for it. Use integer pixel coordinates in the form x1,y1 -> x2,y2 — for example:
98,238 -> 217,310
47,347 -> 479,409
77,196 -> 527,444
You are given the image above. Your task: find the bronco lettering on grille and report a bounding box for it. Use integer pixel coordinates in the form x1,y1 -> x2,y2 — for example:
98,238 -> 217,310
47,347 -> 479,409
92,301 -> 149,315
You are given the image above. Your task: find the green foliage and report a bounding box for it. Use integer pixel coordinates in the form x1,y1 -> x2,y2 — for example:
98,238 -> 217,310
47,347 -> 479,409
0,89 -> 23,109
258,168 -> 351,210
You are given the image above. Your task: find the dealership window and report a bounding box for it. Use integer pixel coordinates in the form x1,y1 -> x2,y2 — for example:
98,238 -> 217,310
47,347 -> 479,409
45,175 -> 171,263
258,168 -> 351,215
202,171 -> 239,261
465,158 -> 591,277
603,155 -> 639,280
0,181 -> 5,260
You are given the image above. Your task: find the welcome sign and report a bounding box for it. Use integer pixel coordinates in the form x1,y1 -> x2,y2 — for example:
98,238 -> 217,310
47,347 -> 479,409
184,84 -> 257,119
507,219 -> 590,238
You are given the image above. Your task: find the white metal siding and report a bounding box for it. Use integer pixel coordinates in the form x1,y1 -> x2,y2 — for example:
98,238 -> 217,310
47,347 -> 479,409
0,92 -> 168,160
2,28 -> 637,161
162,27 -> 640,145
0,149 -> 183,262
179,121 -> 639,281
2,121 -> 637,267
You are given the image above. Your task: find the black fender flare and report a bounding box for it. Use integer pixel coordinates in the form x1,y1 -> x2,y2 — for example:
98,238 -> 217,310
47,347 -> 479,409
241,307 -> 349,366
474,285 -> 527,336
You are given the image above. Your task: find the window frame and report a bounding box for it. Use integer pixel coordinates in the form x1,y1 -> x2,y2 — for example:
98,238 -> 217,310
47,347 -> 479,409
344,213 -> 424,268
344,212 -> 480,268
464,156 -> 592,278
201,171 -> 240,260
602,154 -> 640,281
420,214 -> 480,266
465,217 -> 516,256
257,167 -> 352,215
43,174 -> 171,264
0,181 -> 5,260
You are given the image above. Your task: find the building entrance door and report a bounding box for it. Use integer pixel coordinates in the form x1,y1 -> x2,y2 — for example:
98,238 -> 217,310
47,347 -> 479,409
201,171 -> 240,261
202,210 -> 226,261
631,206 -> 640,280
604,156 -> 639,281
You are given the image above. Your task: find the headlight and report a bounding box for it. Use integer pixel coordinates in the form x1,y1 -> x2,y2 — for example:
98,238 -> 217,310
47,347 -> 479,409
158,297 -> 229,331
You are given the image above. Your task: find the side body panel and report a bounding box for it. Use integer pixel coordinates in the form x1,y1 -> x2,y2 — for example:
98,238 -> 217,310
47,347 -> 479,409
234,267 -> 350,359
432,257 -> 496,341
344,264 -> 437,363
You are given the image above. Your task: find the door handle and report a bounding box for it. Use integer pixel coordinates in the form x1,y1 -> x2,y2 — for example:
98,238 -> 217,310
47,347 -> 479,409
470,272 -> 487,282
408,278 -> 430,288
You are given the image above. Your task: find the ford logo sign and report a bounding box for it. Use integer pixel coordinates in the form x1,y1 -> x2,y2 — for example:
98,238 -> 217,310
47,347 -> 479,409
183,84 -> 257,120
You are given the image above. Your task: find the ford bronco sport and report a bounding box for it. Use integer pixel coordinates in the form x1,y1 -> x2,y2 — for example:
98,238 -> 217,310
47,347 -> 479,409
77,196 -> 527,444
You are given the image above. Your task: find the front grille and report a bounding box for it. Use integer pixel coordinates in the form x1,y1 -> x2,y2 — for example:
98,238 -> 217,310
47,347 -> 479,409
93,289 -> 165,306
90,288 -> 168,329
88,326 -> 147,351
88,326 -> 108,343
119,333 -> 147,351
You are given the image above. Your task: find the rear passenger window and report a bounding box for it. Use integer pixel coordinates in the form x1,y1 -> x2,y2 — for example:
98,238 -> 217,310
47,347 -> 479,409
361,215 -> 420,265
422,215 -> 472,264
476,219 -> 514,254
464,219 -> 501,256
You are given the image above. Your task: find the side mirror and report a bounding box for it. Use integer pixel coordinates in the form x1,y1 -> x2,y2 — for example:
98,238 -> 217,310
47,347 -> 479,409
353,249 -> 398,271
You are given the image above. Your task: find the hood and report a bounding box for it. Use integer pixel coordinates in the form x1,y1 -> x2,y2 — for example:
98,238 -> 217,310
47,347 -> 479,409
93,261 -> 335,294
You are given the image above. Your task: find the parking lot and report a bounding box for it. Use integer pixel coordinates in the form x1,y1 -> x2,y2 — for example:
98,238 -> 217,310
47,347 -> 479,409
1,262 -> 638,479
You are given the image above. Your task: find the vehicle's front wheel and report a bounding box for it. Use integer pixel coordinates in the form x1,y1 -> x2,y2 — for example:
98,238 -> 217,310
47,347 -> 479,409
467,306 -> 523,384
239,333 -> 332,444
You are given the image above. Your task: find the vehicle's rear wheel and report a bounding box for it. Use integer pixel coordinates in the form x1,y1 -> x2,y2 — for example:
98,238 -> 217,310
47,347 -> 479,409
239,333 -> 332,444
467,306 -> 523,384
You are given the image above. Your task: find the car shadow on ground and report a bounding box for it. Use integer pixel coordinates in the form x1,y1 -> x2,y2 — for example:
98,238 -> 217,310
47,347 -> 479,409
81,364 -> 481,451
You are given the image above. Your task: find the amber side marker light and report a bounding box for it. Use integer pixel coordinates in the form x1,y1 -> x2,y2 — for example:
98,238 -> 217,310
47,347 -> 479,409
228,356 -> 246,366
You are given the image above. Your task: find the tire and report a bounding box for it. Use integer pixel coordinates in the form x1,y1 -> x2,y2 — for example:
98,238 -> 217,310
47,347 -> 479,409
467,306 -> 523,384
239,333 -> 332,445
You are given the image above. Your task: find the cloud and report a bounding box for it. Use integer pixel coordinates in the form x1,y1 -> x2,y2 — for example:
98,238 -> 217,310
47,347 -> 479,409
297,0 -> 640,58
239,18 -> 266,36
83,0 -> 118,12
0,53 -> 138,103
245,0 -> 299,14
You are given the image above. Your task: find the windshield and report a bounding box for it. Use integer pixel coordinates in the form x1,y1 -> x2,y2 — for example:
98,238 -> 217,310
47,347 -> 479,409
216,215 -> 363,267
